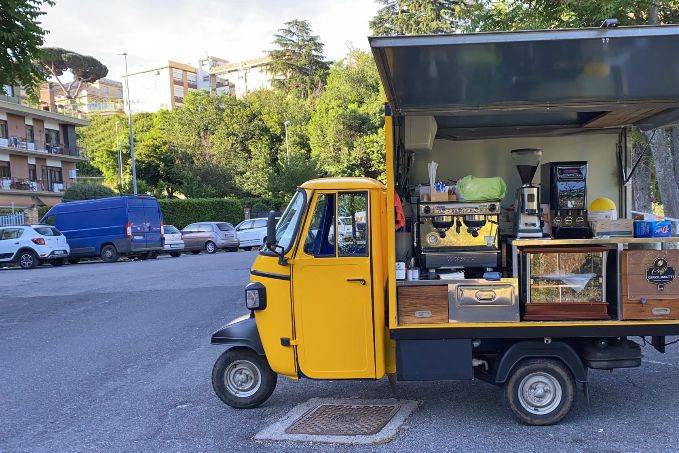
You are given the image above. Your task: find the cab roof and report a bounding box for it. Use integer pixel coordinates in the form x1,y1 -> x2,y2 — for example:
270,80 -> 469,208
300,177 -> 386,190
370,25 -> 679,139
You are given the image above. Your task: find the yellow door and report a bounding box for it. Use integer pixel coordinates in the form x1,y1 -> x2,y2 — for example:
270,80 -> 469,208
292,190 -> 376,379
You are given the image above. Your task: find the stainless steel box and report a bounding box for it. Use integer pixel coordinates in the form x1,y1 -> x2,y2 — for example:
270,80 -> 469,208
449,278 -> 519,322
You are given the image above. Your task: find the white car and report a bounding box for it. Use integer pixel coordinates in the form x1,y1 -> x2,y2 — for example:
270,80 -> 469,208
162,225 -> 184,257
0,225 -> 70,269
235,218 -> 269,250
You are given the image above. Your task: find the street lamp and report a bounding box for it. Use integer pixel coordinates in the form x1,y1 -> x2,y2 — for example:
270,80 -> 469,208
119,52 -> 138,195
283,120 -> 291,163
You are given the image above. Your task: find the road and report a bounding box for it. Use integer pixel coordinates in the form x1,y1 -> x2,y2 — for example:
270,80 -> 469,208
2,252 -> 679,452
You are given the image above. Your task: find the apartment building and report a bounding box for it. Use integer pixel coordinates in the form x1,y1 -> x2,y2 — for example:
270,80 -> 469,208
0,98 -> 87,208
39,79 -> 124,117
208,56 -> 272,98
125,58 -> 236,113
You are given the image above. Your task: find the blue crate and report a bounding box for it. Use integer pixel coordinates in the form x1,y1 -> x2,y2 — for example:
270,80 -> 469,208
633,220 -> 672,237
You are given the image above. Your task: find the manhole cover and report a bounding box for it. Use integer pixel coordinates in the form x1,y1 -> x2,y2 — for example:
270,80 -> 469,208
255,398 -> 419,445
285,403 -> 399,436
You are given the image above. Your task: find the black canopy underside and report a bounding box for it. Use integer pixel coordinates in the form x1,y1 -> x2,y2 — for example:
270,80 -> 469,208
370,26 -> 679,139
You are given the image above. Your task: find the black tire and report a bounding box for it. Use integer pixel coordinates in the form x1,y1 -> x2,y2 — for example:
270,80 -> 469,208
170,252 -> 181,258
68,258 -> 80,264
505,359 -> 575,426
242,246 -> 252,251
50,258 -> 65,266
18,250 -> 38,269
148,251 -> 158,259
191,250 -> 201,255
205,241 -> 217,254
100,244 -> 119,263
212,348 -> 277,409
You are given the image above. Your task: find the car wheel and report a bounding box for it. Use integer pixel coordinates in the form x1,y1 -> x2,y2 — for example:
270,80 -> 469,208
205,241 -> 217,254
191,250 -> 201,255
170,252 -> 181,258
50,258 -> 65,266
212,348 -> 277,409
18,250 -> 38,269
505,359 -> 575,426
68,258 -> 80,264
100,245 -> 119,263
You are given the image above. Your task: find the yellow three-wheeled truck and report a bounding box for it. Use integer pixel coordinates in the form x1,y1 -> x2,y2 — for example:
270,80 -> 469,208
210,25 -> 679,425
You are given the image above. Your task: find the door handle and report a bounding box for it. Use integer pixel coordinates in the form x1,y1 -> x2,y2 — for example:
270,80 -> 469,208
346,278 -> 366,285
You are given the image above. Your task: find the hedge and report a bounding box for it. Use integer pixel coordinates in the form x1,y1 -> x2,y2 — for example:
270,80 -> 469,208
158,198 -> 243,229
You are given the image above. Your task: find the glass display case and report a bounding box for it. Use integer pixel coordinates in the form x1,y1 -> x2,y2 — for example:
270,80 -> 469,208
523,247 -> 609,320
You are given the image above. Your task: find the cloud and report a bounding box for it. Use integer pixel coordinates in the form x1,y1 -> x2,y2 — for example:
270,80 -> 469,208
40,0 -> 380,80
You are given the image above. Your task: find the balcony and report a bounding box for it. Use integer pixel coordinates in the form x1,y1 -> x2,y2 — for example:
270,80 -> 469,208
0,177 -> 70,195
0,136 -> 83,160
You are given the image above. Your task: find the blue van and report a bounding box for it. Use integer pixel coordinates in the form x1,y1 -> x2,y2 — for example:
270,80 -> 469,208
41,196 -> 164,263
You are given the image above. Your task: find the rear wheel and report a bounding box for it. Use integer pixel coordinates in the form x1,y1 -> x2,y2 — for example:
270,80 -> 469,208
50,258 -> 65,266
212,348 -> 277,409
505,359 -> 575,426
170,252 -> 181,258
205,241 -> 217,254
18,250 -> 38,269
100,245 -> 119,263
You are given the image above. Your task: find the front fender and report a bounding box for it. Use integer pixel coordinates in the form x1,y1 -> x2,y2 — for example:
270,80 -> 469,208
211,314 -> 264,355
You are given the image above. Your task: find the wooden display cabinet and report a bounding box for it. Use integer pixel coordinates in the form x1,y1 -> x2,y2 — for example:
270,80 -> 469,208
523,247 -> 610,321
621,249 -> 679,320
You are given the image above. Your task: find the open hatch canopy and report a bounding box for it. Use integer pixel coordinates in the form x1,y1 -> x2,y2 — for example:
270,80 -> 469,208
370,25 -> 679,139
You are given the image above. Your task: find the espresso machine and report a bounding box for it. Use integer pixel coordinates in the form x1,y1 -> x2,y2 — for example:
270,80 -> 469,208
511,148 -> 543,238
541,161 -> 591,239
417,201 -> 501,270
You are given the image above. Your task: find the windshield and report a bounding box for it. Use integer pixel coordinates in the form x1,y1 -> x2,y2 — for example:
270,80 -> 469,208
274,189 -> 306,253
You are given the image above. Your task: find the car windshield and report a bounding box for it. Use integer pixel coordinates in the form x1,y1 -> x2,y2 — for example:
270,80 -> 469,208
216,223 -> 234,231
274,189 -> 306,252
164,225 -> 180,234
33,226 -> 61,236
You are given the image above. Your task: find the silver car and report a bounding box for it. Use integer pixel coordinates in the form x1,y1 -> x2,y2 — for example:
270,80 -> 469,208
181,222 -> 239,254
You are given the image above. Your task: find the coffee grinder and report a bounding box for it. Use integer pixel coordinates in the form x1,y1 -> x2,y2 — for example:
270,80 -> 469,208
541,161 -> 591,239
511,148 -> 543,238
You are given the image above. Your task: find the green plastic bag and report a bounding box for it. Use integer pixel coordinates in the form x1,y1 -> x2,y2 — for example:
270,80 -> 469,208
457,175 -> 507,201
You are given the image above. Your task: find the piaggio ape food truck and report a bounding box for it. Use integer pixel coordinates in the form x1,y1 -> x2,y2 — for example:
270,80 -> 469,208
211,25 -> 679,425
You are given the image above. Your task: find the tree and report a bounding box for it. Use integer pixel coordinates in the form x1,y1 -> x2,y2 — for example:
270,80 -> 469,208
0,0 -> 54,93
308,49 -> 385,181
62,182 -> 115,201
267,20 -> 329,98
37,47 -> 108,101
370,0 -> 468,35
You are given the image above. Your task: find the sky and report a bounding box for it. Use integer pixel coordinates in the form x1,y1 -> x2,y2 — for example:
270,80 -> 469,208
40,0 -> 381,81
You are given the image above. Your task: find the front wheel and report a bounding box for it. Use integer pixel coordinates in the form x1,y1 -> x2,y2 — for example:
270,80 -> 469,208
505,359 -> 575,426
212,348 -> 277,409
100,244 -> 119,263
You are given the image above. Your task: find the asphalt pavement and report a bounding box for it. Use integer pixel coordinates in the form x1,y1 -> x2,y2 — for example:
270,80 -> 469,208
2,252 -> 679,452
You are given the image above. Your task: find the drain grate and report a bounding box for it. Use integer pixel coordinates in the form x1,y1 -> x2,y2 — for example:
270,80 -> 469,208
285,403 -> 400,436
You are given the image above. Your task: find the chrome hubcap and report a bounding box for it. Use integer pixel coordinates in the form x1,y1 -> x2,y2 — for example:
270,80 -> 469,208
224,360 -> 261,398
104,249 -> 112,258
20,254 -> 34,268
207,243 -> 215,252
518,372 -> 562,415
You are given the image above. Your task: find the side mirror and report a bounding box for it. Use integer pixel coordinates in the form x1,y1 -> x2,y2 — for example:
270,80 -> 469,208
265,210 -> 287,265
265,211 -> 277,248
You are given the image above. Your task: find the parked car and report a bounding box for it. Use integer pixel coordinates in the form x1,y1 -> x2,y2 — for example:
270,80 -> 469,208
0,225 -> 70,269
41,195 -> 163,263
162,225 -> 184,257
181,222 -> 239,254
235,217 -> 269,250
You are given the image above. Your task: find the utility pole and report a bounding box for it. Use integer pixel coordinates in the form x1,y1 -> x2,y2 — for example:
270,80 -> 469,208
283,120 -> 291,163
120,52 -> 138,195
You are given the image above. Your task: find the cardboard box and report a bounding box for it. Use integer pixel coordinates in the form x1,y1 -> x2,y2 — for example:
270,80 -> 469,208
590,219 -> 634,237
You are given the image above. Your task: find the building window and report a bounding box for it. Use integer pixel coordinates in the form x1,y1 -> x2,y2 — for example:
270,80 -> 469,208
45,129 -> 60,145
42,165 -> 62,190
25,125 -> 34,143
172,68 -> 184,84
0,161 -> 10,178
28,164 -> 36,181
187,72 -> 197,89
0,120 -> 7,139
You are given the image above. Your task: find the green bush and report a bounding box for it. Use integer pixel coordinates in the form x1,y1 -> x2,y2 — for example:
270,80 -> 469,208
62,182 -> 116,202
158,198 -> 243,229
38,205 -> 50,219
239,196 -> 289,217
